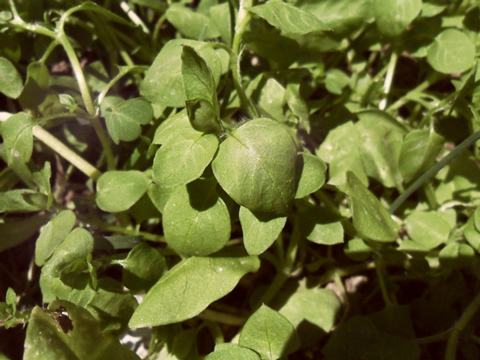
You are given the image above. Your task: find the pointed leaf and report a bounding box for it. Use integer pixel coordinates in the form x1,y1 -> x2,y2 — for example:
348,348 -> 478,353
295,152 -> 327,199
129,255 -> 260,327
212,118 -> 297,215
239,305 -> 300,360
96,171 -> 151,212
181,45 -> 216,102
163,178 -> 231,256
0,57 -> 22,99
240,206 -> 286,255
1,112 -> 35,165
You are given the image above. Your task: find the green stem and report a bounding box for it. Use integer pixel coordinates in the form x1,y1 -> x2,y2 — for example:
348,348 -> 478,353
152,15 -> 167,46
32,125 -> 103,180
445,290 -> 480,360
413,329 -> 452,345
87,218 -> 165,242
39,40 -> 60,64
374,254 -> 394,307
198,309 -> 246,326
319,261 -> 376,286
389,129 -> 480,214
379,51 -> 398,111
423,182 -> 439,210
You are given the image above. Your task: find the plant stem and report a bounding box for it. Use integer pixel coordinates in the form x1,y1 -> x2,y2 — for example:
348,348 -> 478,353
389,129 -> 480,214
379,51 -> 398,111
198,309 -> 246,326
319,261 -> 376,286
374,254 -> 394,307
87,218 -> 165,242
413,329 -> 452,344
445,290 -> 480,360
32,126 -> 103,180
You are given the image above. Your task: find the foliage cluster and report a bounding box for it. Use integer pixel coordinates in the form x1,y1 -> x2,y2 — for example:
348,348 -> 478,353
1,0 -> 480,359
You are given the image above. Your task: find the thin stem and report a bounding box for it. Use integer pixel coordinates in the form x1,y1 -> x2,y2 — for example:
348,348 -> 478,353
389,129 -> 480,214
39,40 -> 60,64
32,126 -> 103,180
445,290 -> 480,360
87,218 -> 165,242
152,15 -> 167,46
413,329 -> 452,345
319,261 -> 376,286
379,51 -> 398,111
374,254 -> 394,308
198,309 -> 246,326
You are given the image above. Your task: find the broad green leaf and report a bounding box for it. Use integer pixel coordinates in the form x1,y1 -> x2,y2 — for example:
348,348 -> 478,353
0,189 -> 48,213
24,301 -> 140,360
104,98 -> 153,144
239,305 -> 300,360
156,327 -> 199,359
373,0 -> 422,37
279,284 -> 341,347
356,110 -> 406,189
240,206 -> 286,256
42,228 -> 94,278
344,238 -> 373,261
299,206 -> 344,245
210,3 -> 233,45
166,4 -> 220,40
18,62 -> 50,110
399,129 -> 445,183
152,130 -> 218,187
0,57 -> 22,99
317,122 -> 368,187
245,74 -> 286,122
1,112 -> 35,165
295,152 -> 327,199
141,40 -> 222,108
212,118 -> 297,215
162,178 -> 231,256
96,171 -> 151,212
0,214 -> 49,252
147,183 -> 175,214
464,217 -> 480,252
120,243 -> 166,292
323,316 -> 420,360
152,110 -> 192,145
427,29 -> 476,74
248,2 -> 329,35
35,210 -> 76,266
129,255 -> 260,327
439,242 -> 475,269
405,211 -> 451,249
342,172 -> 399,242
185,99 -> 222,133
324,69 -> 350,95
205,346 -> 261,360
181,45 -> 217,102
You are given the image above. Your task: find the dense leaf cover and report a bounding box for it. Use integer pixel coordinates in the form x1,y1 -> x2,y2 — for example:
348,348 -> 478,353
1,0 -> 480,359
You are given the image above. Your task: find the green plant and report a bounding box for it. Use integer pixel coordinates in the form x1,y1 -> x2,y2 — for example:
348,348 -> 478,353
1,0 -> 480,359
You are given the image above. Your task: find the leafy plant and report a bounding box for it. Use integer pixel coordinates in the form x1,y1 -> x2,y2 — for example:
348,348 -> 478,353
1,0 -> 480,359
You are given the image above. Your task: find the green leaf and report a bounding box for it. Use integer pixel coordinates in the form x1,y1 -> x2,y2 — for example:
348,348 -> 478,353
185,99 -> 222,133
147,183 -> 175,214
152,129 -> 218,187
0,189 -> 48,213
342,172 -> 399,242
120,243 -> 166,292
239,305 -> 300,360
152,110 -> 192,145
5,288 -> 16,311
0,57 -> 23,99
278,283 -> 342,347
17,62 -> 50,110
42,228 -> 94,278
1,112 -> 35,165
344,238 -> 373,261
317,122 -> 368,187
245,74 -> 286,122
140,40 -> 222,108
240,206 -> 286,256
166,4 -> 220,40
427,29 -> 476,74
373,0 -> 422,37
324,69 -> 350,95
439,242 -> 475,269
0,214 -> 49,252
405,211 -> 451,249
299,206 -> 344,245
209,3 -> 233,45
63,1 -> 134,27
205,345 -> 261,360
295,152 -> 327,199
181,45 -> 217,102
32,162 -> 53,209
212,118 -> 297,215
475,207 -> 480,232
323,316 -> 420,360
399,129 -> 445,183
464,217 -> 480,252
35,210 -> 76,266
104,98 -> 153,144
355,110 -> 406,188
129,255 -> 260,327
162,178 -> 231,256
24,301 -> 140,360
248,2 -> 329,35
96,171 -> 151,212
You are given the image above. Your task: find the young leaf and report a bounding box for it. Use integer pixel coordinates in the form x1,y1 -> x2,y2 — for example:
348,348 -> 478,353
373,0 -> 422,37
96,171 -> 151,213
212,118 -> 297,215
427,29 -> 476,74
162,178 -> 231,256
24,301 -> 140,360
181,45 -> 217,103
104,98 -> 153,144
140,40 -> 222,108
129,255 -> 260,328
398,129 -> 445,183
239,305 -> 300,360
35,210 -> 76,266
342,172 -> 399,242
240,206 -> 287,256
295,152 -> 327,199
405,211 -> 451,249
0,57 -> 23,99
248,2 -> 329,35
1,112 -> 35,165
